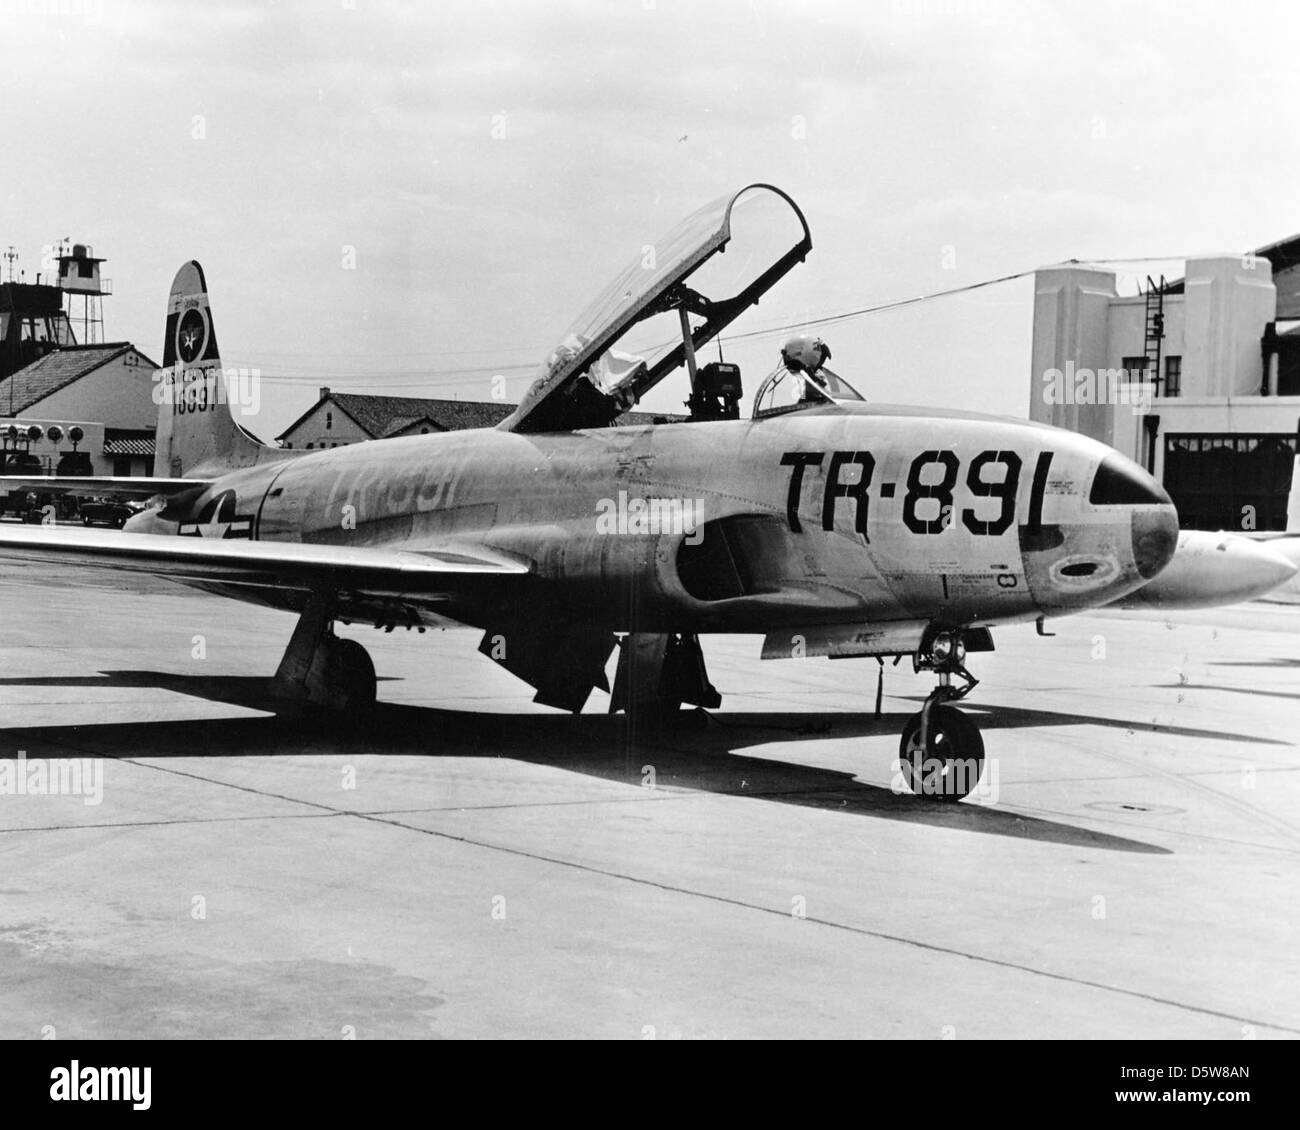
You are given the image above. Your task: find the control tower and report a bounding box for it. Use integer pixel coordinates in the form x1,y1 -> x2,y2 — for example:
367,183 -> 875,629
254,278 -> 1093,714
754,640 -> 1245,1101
56,242 -> 112,344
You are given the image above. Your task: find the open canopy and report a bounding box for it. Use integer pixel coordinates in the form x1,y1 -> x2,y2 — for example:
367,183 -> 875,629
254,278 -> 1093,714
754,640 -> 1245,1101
498,183 -> 812,434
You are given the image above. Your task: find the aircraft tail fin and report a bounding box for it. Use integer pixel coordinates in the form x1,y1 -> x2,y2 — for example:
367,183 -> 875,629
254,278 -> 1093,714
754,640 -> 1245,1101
154,261 -> 292,478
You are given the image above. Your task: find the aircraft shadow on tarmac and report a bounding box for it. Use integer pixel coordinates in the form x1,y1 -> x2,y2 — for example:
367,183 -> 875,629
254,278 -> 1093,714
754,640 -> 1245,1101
1158,680 -> 1300,702
1208,657 -> 1300,669
0,668 -> 1245,855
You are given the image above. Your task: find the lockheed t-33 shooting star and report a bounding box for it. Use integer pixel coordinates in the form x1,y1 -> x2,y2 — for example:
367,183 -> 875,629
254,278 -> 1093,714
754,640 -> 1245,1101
0,184 -> 1195,801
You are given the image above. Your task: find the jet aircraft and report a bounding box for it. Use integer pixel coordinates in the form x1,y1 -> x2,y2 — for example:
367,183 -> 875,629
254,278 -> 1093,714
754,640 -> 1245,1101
0,184 -> 1215,800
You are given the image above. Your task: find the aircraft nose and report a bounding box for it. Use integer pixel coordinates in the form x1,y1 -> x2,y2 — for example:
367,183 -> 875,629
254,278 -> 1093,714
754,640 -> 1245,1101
1131,507 -> 1179,579
1087,453 -> 1178,579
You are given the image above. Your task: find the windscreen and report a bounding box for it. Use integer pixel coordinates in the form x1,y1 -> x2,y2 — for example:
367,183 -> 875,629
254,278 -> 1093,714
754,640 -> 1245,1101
753,365 -> 866,418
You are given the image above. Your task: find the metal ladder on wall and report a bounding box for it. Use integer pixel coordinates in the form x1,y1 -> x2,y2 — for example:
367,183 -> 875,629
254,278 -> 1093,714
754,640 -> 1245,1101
1144,275 -> 1166,393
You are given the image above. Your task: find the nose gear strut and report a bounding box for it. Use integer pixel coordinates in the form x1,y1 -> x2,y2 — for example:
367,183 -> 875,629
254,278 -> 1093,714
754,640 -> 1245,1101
899,629 -> 985,803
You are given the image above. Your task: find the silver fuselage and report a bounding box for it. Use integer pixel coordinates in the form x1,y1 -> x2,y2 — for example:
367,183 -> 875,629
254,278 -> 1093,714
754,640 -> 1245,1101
131,403 -> 1179,634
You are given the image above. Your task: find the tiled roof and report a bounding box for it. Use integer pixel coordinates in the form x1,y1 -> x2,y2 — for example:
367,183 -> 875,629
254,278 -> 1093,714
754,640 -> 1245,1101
277,391 -> 687,442
0,343 -> 158,414
380,414 -> 439,438
329,394 -> 515,438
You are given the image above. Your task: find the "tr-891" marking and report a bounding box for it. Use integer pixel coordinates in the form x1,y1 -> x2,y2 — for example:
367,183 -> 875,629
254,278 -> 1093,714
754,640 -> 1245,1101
780,449 -> 1053,539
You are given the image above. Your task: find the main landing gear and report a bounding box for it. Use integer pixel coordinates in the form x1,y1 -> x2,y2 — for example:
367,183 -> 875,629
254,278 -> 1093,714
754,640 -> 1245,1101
610,632 -> 721,722
898,629 -> 985,803
271,590 -> 377,714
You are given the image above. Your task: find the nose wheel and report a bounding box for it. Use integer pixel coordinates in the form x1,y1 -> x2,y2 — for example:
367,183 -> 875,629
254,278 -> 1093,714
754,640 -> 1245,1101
899,629 -> 986,802
899,702 -> 985,802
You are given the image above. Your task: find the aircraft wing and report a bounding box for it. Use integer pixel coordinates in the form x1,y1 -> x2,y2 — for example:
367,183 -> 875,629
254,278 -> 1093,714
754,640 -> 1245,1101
0,525 -> 528,599
0,476 -> 210,499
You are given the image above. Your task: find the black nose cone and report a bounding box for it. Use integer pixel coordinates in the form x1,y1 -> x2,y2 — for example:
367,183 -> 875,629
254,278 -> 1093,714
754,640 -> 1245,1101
1089,454 -> 1172,508
1089,454 -> 1177,579
1132,509 -> 1179,578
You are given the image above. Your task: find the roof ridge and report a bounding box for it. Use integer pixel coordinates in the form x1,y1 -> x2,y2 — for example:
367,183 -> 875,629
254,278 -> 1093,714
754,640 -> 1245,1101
48,341 -> 134,351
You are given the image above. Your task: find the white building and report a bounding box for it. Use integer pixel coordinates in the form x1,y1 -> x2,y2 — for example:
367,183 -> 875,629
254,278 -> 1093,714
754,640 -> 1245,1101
276,387 -> 676,450
0,342 -> 159,476
276,389 -> 517,449
1030,240 -> 1300,531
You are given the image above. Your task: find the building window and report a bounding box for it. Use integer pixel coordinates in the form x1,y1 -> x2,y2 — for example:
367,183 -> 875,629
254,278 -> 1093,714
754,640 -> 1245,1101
306,442 -> 314,449
1164,355 -> 1181,398
1164,432 -> 1297,531
1122,355 -> 1153,383
112,456 -> 132,477
326,411 -> 333,430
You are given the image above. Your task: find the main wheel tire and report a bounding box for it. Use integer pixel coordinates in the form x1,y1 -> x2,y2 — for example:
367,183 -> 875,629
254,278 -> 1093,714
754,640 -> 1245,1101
330,637 -> 377,713
899,704 -> 985,802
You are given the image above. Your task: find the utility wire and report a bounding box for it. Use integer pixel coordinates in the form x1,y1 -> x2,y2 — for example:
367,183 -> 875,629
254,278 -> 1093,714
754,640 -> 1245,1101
721,267 -> 1039,342
234,252 -> 1229,387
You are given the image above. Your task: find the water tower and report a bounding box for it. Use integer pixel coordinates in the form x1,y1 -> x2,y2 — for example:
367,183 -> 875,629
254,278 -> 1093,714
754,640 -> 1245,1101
56,242 -> 112,344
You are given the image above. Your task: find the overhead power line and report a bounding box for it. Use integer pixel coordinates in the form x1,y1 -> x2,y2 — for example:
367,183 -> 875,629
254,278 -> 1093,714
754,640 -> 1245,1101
234,252 -> 1224,389
721,268 -> 1039,343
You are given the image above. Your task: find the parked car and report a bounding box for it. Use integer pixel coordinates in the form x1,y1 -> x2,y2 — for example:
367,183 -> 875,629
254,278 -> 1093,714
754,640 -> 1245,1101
79,499 -> 144,529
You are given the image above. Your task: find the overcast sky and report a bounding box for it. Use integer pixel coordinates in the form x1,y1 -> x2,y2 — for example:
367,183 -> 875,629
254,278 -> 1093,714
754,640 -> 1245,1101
3,0 -> 1299,437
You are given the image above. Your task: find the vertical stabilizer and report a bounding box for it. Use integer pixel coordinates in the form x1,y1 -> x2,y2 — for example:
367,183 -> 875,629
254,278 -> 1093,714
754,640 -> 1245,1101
153,261 -> 291,478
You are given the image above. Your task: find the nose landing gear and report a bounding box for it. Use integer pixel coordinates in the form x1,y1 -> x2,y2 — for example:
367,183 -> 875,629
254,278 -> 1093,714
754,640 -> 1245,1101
898,629 -> 985,802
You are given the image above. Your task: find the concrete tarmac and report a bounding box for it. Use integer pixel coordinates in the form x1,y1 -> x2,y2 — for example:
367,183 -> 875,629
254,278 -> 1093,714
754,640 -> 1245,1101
1,560 -> 1298,1039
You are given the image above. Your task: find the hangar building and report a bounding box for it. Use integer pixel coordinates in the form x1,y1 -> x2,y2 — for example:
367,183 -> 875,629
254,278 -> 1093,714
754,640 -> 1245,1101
1030,238 -> 1300,531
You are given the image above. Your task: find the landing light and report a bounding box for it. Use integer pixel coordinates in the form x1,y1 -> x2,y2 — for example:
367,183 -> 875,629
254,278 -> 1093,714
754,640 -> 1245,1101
932,631 -> 965,665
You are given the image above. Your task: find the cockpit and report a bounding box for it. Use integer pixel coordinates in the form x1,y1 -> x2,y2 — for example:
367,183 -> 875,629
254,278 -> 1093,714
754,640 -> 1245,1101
751,366 -> 867,418
495,183 -> 869,434
752,332 -> 866,418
